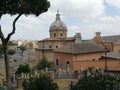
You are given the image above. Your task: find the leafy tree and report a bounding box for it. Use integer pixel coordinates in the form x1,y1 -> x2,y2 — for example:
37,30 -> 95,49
18,45 -> 26,60
8,49 -> 15,55
7,41 -> 17,46
18,45 -> 26,53
16,64 -> 31,75
0,0 -> 50,86
23,75 -> 58,90
70,69 -> 120,90
36,57 -> 51,70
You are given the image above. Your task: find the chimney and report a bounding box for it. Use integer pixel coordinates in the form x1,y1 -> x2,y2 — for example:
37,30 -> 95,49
94,32 -> 103,45
75,33 -> 82,43
96,32 -> 101,37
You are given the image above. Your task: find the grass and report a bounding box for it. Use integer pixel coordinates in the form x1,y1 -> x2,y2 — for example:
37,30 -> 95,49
54,79 -> 77,90
0,58 -> 4,61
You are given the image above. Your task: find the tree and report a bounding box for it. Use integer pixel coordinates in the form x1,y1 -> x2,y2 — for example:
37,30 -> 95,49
18,45 -> 26,60
23,75 -> 58,90
8,49 -> 15,55
16,64 -> 31,75
70,68 -> 120,90
0,0 -> 50,87
0,44 -> 3,58
36,57 -> 51,70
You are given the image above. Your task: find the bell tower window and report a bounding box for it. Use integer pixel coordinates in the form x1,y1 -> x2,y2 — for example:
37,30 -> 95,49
60,33 -> 63,36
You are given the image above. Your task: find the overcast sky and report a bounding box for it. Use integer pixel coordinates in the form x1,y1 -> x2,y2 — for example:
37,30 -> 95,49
1,0 -> 120,40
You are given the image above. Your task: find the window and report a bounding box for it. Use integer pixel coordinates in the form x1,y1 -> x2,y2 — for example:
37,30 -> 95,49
60,33 -> 63,36
54,33 -> 56,37
49,46 -> 51,48
56,46 -> 58,48
66,60 -> 70,68
56,59 -> 59,66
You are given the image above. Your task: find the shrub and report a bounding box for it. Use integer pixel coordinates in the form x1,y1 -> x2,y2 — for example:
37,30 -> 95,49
23,75 -> 58,90
16,64 -> 31,74
70,68 -> 120,90
36,57 -> 51,70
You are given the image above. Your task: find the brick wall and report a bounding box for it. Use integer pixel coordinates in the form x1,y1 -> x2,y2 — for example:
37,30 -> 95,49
54,52 -> 120,70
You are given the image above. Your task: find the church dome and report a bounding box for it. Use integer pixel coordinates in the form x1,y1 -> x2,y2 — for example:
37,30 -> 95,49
49,11 -> 67,39
50,12 -> 67,31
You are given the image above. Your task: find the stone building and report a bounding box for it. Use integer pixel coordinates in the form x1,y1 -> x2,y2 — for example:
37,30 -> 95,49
35,12 -> 81,62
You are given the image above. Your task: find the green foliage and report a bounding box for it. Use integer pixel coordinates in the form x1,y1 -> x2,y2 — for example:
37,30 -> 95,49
8,49 -> 15,55
36,57 -> 51,70
0,0 -> 50,17
0,0 -> 50,87
0,85 -> 16,90
18,45 -> 26,53
70,69 -> 120,90
7,41 -> 17,46
16,64 -> 31,74
23,75 -> 58,90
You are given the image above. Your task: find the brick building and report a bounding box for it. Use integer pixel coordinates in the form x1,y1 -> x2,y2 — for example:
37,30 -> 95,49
36,12 -> 120,70
35,12 -> 81,62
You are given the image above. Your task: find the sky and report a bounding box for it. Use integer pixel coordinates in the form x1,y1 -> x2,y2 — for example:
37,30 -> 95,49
1,0 -> 120,40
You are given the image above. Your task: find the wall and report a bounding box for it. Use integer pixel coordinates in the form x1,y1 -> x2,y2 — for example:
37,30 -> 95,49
73,59 -> 120,70
36,39 -> 75,62
73,52 -> 104,61
54,52 -> 104,69
54,52 -> 74,69
113,44 -> 120,51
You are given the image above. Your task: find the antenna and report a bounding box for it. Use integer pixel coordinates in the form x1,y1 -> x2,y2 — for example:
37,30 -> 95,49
93,28 -> 95,37
57,10 -> 59,14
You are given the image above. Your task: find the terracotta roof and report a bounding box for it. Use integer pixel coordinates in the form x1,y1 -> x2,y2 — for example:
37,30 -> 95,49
54,42 -> 105,54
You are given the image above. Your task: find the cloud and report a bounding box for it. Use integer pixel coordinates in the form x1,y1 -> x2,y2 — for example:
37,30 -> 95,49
106,0 -> 120,9
1,0 -> 120,40
49,0 -> 105,19
99,16 -> 120,23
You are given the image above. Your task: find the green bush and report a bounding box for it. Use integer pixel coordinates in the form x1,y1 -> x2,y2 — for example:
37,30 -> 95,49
36,57 -> 51,70
70,68 -> 120,90
0,85 -> 16,90
23,75 -> 58,90
16,64 -> 31,74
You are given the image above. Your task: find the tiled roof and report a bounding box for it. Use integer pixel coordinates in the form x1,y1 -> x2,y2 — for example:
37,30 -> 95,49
54,42 -> 105,54
86,35 -> 120,44
102,35 -> 120,43
39,37 -> 75,42
104,50 -> 120,59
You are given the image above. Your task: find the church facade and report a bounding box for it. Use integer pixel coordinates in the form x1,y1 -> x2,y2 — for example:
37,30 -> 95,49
35,12 -> 81,62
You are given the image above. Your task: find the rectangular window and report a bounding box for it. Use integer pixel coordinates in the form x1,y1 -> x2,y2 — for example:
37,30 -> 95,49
56,59 -> 59,66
